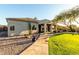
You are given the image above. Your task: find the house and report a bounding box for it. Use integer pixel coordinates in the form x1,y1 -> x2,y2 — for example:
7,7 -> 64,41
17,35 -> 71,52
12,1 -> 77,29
0,25 -> 8,37
0,25 -> 7,32
6,18 -> 38,36
6,18 -> 53,37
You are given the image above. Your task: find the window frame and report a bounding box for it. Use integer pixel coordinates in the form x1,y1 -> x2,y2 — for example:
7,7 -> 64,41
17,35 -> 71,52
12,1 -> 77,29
10,26 -> 15,31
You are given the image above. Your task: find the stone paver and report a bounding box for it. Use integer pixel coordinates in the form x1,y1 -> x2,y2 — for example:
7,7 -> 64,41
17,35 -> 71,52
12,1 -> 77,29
20,34 -> 49,55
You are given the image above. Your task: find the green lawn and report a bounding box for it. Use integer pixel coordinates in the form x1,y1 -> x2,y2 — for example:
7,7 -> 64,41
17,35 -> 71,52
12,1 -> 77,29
48,33 -> 79,55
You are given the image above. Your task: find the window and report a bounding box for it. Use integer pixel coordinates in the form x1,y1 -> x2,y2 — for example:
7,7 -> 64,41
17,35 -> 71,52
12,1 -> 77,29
32,25 -> 36,30
10,26 -> 15,31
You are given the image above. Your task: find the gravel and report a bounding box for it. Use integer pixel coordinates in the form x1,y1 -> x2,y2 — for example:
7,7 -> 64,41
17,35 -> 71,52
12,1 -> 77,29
0,38 -> 32,55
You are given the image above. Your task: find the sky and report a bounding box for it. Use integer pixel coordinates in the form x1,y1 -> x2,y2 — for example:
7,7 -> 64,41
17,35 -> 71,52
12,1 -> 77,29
0,4 -> 78,25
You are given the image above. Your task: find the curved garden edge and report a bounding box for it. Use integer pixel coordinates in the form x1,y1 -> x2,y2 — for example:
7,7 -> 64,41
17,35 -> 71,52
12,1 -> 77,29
50,32 -> 79,37
48,32 -> 79,55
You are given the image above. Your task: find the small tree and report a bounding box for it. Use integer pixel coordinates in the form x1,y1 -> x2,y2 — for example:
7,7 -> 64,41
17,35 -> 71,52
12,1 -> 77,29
52,6 -> 79,32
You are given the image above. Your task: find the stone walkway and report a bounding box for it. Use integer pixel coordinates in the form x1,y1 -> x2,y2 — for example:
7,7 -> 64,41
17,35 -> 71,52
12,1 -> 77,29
20,34 -> 49,55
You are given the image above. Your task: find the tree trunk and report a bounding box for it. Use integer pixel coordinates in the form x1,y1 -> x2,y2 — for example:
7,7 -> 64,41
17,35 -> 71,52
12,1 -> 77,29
54,24 -> 58,33
69,20 -> 73,32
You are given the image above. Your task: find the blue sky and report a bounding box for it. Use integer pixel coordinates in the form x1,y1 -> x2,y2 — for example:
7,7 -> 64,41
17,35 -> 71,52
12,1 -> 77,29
0,4 -> 77,25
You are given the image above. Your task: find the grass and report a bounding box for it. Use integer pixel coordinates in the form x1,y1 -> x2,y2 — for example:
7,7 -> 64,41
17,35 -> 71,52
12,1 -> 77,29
48,33 -> 79,55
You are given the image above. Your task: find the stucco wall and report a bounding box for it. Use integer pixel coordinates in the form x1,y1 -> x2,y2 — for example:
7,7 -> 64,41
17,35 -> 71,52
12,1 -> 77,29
7,20 -> 29,36
31,22 -> 38,34
7,20 -> 38,36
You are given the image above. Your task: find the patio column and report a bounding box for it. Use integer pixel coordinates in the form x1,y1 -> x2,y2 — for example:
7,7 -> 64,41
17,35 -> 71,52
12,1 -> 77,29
50,24 -> 52,32
44,24 -> 47,34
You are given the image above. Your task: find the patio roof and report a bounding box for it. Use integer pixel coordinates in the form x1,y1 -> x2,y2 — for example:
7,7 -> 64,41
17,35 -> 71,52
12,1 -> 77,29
38,19 -> 51,24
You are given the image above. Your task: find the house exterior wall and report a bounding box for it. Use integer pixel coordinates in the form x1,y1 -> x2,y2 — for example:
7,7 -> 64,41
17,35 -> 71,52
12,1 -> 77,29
7,20 -> 38,36
7,20 -> 29,36
31,22 -> 38,34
